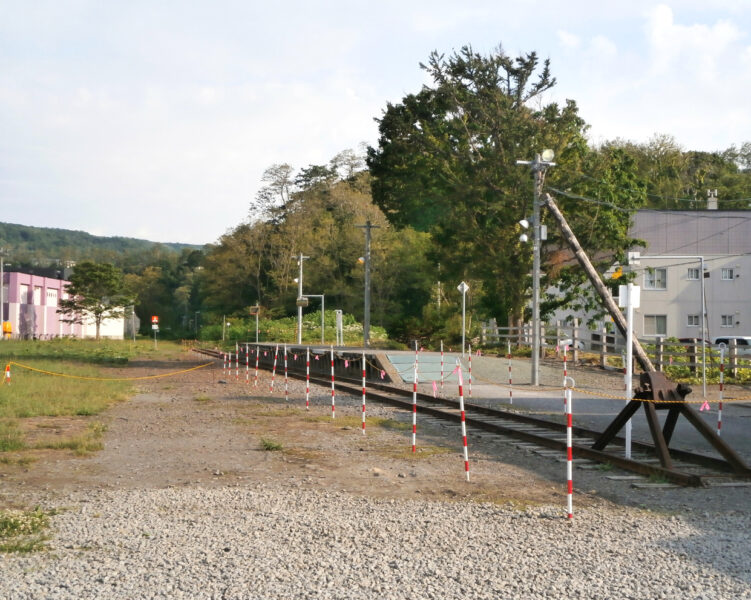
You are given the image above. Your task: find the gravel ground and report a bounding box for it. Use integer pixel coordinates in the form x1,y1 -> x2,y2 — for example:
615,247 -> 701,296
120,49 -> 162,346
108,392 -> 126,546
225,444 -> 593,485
1,484 -> 750,599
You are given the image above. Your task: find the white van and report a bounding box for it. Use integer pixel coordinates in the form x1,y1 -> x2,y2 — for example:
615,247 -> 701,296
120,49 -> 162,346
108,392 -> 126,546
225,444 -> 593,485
712,336 -> 751,356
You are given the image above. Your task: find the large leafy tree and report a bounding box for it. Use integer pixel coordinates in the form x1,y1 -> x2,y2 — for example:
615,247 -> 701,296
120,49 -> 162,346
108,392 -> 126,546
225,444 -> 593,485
368,45 -> 645,326
57,261 -> 134,340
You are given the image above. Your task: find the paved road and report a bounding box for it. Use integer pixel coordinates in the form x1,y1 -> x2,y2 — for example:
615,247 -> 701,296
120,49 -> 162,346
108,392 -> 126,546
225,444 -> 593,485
383,350 -> 751,465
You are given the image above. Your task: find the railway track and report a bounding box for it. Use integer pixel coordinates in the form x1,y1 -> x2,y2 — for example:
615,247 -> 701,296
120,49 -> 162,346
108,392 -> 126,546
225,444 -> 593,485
193,346 -> 751,487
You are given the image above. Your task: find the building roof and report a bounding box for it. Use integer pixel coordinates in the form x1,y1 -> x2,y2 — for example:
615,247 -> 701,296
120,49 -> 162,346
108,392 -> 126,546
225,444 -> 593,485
632,210 -> 751,256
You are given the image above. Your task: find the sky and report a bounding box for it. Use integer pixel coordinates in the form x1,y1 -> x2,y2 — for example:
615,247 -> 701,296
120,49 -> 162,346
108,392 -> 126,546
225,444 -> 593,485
1,1 -> 750,245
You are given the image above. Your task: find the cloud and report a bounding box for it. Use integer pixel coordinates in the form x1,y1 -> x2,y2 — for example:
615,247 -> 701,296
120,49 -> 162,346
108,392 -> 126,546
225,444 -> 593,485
557,30 -> 581,49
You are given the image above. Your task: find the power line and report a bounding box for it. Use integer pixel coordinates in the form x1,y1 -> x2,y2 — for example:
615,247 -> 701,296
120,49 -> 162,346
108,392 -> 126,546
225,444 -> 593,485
555,167 -> 751,205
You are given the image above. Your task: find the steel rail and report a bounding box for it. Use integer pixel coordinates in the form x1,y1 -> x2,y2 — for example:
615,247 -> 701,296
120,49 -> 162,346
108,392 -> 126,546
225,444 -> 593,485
194,347 -> 744,486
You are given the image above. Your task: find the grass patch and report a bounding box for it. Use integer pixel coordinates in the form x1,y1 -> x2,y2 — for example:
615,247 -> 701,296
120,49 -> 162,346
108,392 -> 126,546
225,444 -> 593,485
32,422 -> 107,456
0,455 -> 36,467
0,507 -> 52,554
259,437 -> 284,451
597,462 -> 614,472
0,360 -> 130,419
194,395 -> 212,403
0,420 -> 26,452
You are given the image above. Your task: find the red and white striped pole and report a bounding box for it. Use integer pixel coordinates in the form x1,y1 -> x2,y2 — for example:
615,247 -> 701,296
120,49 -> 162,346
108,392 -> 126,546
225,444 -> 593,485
330,345 -> 336,419
456,361 -> 470,481
235,346 -> 239,381
245,344 -> 249,384
565,376 -> 575,519
270,344 -> 279,393
718,346 -> 725,436
254,347 -> 260,387
284,344 -> 289,401
4,363 -> 10,385
412,343 -> 418,453
305,346 -> 310,410
563,344 -> 569,408
467,344 -> 472,398
361,352 -> 367,435
222,352 -> 227,377
507,341 -> 513,405
440,340 -> 444,393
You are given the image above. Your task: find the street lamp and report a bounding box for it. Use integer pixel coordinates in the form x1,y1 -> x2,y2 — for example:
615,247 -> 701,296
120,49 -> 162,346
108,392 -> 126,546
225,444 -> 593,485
516,150 -> 556,386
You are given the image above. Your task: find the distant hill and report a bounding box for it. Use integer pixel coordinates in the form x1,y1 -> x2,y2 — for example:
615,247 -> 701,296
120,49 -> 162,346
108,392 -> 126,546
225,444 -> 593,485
0,222 -> 203,270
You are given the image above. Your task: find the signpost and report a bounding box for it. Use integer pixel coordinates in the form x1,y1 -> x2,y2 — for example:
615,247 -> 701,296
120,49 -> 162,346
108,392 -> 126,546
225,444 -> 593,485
618,284 -> 640,459
151,315 -> 159,349
457,281 -> 469,356
249,305 -> 260,343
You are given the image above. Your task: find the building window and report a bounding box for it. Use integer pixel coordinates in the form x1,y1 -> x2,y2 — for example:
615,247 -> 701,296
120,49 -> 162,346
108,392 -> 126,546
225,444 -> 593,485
722,268 -> 736,280
687,268 -> 700,280
687,314 -> 700,327
644,315 -> 667,336
47,289 -> 58,308
721,315 -> 735,328
33,286 -> 42,305
644,267 -> 667,290
19,284 -> 29,304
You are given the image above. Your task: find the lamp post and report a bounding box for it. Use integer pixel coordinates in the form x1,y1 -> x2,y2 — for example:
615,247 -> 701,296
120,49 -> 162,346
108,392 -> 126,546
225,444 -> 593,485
294,253 -> 310,345
517,150 -> 556,385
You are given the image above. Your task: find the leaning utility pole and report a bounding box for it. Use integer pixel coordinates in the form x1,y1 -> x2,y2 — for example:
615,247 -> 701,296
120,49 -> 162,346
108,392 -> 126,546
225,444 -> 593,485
356,220 -> 380,347
544,193 -> 654,372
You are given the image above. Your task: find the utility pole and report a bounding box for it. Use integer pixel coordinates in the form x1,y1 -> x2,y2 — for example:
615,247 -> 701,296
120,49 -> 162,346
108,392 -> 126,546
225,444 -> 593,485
516,151 -> 555,385
356,220 -> 380,347
294,253 -> 310,345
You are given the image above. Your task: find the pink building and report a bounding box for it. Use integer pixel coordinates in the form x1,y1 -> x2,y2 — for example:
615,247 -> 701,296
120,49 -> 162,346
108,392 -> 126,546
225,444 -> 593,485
1,272 -> 124,339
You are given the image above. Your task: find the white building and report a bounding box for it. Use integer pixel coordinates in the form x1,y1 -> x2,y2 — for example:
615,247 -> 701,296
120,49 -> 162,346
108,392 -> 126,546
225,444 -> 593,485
551,210 -> 751,341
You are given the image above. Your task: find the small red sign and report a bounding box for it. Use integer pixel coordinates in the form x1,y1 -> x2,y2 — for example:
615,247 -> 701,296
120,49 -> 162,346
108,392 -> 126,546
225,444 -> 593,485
151,316 -> 159,324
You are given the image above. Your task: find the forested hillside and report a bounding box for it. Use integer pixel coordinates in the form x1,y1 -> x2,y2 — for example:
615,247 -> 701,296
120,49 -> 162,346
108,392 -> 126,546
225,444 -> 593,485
0,222 -> 200,265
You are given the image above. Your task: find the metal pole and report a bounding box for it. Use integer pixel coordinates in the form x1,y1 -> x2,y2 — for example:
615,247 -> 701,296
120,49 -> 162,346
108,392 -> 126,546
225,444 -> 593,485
255,309 -> 259,344
222,315 -> 225,342
700,257 -> 707,398
531,156 -> 543,386
461,288 -> 466,357
321,295 -> 325,344
295,253 -> 309,345
625,283 -> 634,459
